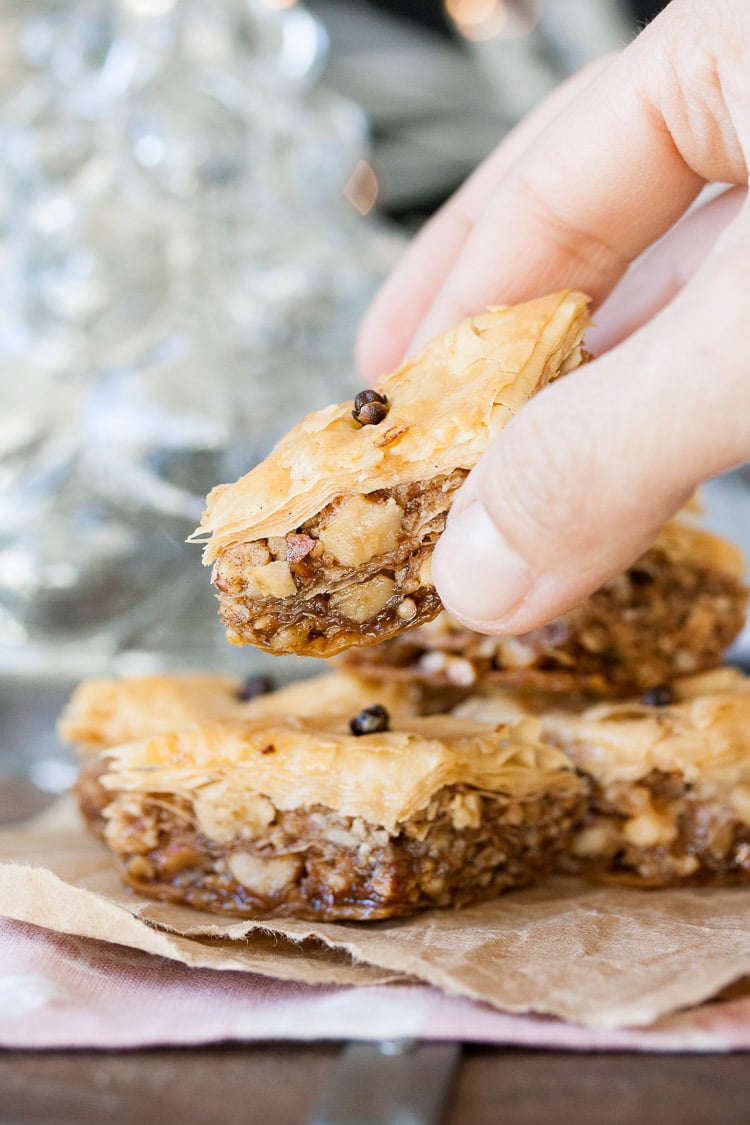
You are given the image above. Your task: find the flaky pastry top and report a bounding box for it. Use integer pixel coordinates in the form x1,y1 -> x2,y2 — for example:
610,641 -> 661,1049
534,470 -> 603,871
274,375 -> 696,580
191,291 -> 591,562
100,713 -> 579,832
454,669 -> 750,784
544,678 -> 750,785
58,671 -> 421,751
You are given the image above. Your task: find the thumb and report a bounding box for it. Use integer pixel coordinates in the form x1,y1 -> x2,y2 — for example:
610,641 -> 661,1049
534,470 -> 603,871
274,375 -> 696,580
432,209 -> 750,634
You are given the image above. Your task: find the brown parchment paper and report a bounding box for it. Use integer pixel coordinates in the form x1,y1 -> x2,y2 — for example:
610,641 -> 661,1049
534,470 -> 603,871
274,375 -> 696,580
2,796 -> 750,1029
0,799 -> 396,988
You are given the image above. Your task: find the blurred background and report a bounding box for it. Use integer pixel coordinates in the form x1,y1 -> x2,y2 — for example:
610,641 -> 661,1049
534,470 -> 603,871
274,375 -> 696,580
6,0 -> 749,788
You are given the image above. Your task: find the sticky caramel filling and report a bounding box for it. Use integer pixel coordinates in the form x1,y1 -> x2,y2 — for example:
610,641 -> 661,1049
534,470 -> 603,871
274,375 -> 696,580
212,469 -> 467,657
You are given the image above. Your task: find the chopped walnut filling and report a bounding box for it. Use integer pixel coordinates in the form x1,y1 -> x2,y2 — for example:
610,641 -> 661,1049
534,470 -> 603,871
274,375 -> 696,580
212,469 -> 468,657
560,768 -> 750,885
77,768 -> 586,921
342,543 -> 748,694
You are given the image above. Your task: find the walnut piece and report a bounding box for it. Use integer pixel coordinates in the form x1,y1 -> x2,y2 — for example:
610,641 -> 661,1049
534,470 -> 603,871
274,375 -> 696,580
227,851 -> 301,895
194,791 -> 276,843
622,808 -> 678,847
332,574 -> 395,623
242,561 -> 296,599
318,495 -> 403,567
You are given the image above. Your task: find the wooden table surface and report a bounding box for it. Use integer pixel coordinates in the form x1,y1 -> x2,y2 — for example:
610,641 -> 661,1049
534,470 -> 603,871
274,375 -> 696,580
1,1046 -> 749,1125
0,770 -> 748,1125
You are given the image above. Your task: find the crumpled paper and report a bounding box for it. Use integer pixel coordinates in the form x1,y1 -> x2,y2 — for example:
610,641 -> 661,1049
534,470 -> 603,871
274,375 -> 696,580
4,915 -> 750,1051
2,797 -> 750,1030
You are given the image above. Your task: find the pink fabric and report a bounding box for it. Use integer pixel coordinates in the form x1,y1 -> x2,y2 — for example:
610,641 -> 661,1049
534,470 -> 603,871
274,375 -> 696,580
2,917 -> 750,1051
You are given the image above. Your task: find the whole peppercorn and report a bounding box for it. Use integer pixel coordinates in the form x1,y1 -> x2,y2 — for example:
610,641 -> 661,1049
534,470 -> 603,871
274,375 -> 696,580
236,674 -> 274,702
641,684 -> 674,707
349,704 -> 391,736
352,389 -> 389,426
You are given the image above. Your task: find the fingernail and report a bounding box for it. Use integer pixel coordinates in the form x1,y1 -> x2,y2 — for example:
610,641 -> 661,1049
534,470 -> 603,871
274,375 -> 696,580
433,501 -> 533,627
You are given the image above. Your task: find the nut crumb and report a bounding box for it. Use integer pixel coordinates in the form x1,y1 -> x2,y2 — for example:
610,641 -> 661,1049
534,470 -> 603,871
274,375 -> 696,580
287,533 -> 317,564
397,597 -> 417,620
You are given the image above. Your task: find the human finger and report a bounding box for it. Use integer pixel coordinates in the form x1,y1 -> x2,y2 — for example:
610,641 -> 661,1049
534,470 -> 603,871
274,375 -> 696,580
589,185 -> 746,354
407,0 -> 748,351
356,55 -> 614,382
432,201 -> 750,634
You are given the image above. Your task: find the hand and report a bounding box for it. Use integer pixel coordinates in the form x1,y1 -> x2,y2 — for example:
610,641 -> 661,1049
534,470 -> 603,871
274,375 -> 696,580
357,0 -> 750,636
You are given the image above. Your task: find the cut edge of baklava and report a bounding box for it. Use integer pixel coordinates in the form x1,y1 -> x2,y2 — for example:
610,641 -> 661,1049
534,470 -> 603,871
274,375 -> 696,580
77,712 -> 587,920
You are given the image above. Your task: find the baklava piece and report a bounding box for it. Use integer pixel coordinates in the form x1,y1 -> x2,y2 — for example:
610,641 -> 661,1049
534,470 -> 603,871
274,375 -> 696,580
190,291 -> 591,657
342,521 -> 747,696
62,672 -> 257,833
63,670 -> 424,834
463,668 -> 750,886
78,713 -> 587,921
58,670 -> 422,754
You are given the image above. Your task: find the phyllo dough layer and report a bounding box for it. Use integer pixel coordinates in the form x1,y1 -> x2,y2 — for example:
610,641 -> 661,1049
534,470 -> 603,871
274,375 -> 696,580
190,291 -> 591,657
59,670 -> 422,754
78,713 -> 586,920
458,668 -> 750,886
342,521 -> 747,695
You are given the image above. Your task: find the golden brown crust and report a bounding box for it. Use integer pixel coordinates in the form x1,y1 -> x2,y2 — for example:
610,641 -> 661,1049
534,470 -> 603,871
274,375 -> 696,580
451,668 -> 750,732
97,713 -> 580,834
543,680 -> 750,785
191,292 -> 591,655
58,671 -> 423,754
192,291 -> 591,557
455,668 -> 750,784
58,673 -> 245,752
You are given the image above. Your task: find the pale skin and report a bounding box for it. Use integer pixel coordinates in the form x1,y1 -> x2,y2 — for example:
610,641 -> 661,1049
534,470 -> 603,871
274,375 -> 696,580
356,0 -> 750,637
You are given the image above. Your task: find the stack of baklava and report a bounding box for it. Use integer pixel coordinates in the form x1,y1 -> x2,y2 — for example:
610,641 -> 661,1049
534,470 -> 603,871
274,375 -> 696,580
62,292 -> 750,921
